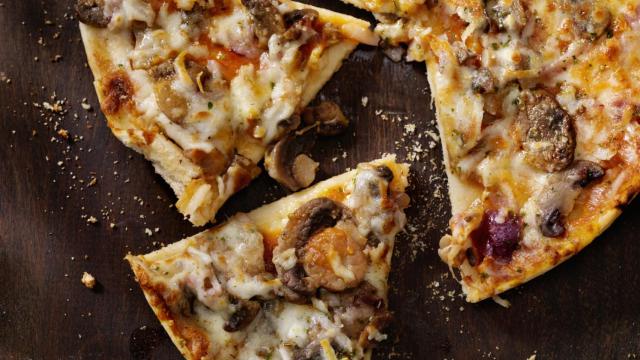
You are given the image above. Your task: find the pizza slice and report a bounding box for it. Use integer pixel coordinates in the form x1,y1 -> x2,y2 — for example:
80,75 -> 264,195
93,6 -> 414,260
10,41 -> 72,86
126,156 -> 410,359
338,0 -> 640,302
77,0 -> 378,226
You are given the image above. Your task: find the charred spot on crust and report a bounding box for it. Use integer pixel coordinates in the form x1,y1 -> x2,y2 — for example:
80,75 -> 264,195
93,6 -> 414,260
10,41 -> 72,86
179,324 -> 211,359
76,0 -> 110,28
102,71 -> 134,115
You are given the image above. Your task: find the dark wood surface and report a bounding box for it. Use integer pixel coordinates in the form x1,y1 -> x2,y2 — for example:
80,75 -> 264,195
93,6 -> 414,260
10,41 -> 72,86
1,1 -> 639,359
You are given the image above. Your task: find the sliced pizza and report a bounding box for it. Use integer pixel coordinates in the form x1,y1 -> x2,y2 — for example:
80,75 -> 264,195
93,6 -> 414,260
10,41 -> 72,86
126,156 -> 410,359
340,0 -> 640,302
77,0 -> 378,226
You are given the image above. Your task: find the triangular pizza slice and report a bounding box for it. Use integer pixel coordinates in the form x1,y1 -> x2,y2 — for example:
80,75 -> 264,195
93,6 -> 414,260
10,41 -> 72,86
77,0 -> 378,225
336,0 -> 640,302
126,156 -> 410,359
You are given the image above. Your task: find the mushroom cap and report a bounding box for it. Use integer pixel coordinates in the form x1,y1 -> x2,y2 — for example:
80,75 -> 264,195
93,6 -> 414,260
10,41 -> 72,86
273,198 -> 368,298
76,0 -> 110,28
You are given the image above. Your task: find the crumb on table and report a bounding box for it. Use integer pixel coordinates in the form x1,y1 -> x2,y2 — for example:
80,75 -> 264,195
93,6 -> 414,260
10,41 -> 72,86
81,272 -> 96,289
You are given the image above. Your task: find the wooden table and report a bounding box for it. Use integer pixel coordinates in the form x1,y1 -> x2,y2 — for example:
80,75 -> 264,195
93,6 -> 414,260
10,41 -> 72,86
1,1 -> 639,359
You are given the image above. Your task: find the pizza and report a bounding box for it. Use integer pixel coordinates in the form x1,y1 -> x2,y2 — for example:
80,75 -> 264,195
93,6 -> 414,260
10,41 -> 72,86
337,0 -> 640,302
77,0 -> 378,226
126,156 -> 410,359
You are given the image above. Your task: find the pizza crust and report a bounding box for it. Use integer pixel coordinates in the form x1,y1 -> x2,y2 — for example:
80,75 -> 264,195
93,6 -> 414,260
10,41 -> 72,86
337,0 -> 640,302
79,2 -> 376,226
126,156 -> 410,359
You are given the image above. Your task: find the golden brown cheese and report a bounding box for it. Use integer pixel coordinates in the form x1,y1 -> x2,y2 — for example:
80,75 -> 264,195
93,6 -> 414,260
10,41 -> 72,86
79,0 -> 377,226
127,157 -> 410,360
339,0 -> 640,301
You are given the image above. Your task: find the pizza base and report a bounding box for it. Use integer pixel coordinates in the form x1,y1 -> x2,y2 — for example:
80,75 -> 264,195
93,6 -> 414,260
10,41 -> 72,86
336,0 -> 640,302
79,1 -> 377,226
127,156 -> 410,359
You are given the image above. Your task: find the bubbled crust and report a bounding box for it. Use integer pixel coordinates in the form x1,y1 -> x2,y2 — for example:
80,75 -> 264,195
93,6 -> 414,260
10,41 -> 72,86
101,70 -> 134,115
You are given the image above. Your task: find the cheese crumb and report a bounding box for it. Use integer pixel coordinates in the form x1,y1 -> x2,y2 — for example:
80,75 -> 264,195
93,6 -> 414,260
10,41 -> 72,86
81,272 -> 96,289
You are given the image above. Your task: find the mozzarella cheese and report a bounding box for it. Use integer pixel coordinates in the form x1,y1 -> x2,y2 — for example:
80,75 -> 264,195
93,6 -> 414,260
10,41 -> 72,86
80,0 -> 375,226
127,157 -> 410,360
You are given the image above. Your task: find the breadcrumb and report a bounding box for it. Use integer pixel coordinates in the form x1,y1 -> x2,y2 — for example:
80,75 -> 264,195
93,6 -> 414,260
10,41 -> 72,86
81,272 -> 96,289
81,98 -> 92,111
57,128 -> 69,139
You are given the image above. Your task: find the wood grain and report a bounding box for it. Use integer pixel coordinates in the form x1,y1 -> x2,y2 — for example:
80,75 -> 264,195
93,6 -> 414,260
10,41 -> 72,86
0,1 -> 639,359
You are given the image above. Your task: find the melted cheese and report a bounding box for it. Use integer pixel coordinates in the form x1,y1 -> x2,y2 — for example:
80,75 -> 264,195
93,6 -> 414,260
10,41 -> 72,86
127,157 -> 410,359
336,0 -> 640,301
85,0 -> 376,226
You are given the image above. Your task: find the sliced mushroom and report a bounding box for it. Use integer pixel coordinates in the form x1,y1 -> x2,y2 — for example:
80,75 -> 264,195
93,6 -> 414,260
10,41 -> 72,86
153,79 -> 188,123
283,9 -> 319,41
293,339 -> 352,360
223,299 -> 260,332
302,101 -> 350,136
148,62 -> 190,123
322,282 -> 387,340
184,148 -> 230,182
574,3 -> 611,40
537,160 -> 605,237
273,198 -> 368,299
452,41 -> 479,67
486,0 -> 527,33
242,0 -> 285,47
264,126 -> 318,191
520,90 -> 576,173
292,344 -> 322,360
181,4 -> 206,36
76,0 -> 110,28
185,59 -> 213,93
471,68 -> 497,94
149,62 -> 176,81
